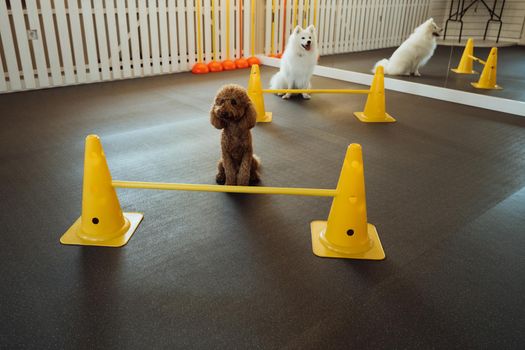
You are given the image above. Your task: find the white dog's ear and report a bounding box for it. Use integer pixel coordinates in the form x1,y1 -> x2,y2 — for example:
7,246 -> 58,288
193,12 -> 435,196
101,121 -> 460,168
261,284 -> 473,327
294,26 -> 302,34
307,25 -> 316,33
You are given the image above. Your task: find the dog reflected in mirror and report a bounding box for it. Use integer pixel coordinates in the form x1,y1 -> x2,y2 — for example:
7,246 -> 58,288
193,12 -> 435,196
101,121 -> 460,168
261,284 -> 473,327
210,84 -> 261,186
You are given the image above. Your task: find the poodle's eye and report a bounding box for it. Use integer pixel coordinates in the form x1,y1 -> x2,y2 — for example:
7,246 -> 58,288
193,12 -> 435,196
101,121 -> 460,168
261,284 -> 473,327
302,37 -> 305,39
309,36 -> 311,39
230,99 -> 237,106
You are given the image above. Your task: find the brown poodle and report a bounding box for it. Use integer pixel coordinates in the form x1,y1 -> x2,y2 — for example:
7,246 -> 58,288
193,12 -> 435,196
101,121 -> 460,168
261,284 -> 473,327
210,84 -> 261,186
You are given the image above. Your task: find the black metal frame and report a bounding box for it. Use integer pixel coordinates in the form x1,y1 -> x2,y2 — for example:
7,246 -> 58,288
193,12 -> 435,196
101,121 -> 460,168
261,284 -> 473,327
443,0 -> 506,43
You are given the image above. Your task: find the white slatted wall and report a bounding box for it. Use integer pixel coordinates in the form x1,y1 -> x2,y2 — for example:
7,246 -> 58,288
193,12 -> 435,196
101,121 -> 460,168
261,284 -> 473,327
0,0 -> 252,93
265,0 -> 432,56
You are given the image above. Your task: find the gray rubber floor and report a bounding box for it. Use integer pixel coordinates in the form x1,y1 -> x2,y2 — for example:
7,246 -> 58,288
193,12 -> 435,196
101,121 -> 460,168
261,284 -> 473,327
1,67 -> 524,349
320,45 -> 525,101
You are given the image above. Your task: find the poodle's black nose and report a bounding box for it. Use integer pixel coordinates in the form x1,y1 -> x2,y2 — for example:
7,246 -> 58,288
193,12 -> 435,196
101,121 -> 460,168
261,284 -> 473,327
220,111 -> 229,119
307,40 -> 311,45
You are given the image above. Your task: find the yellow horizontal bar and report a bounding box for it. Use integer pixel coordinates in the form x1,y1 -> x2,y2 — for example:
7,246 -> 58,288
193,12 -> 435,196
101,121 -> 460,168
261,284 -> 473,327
263,89 -> 370,94
468,55 -> 486,65
113,180 -> 337,197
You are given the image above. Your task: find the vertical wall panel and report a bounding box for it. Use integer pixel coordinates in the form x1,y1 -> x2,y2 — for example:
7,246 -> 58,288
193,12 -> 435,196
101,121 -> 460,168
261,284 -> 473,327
148,0 -> 161,74
128,0 -> 142,77
158,0 -> 170,73
105,0 -> 122,79
94,0 -> 111,79
10,1 -> 35,89
40,0 -> 63,85
54,0 -> 75,84
138,0 -> 152,75
80,0 -> 101,82
26,1 -> 50,88
67,0 -> 87,83
116,0 -> 132,78
167,0 -> 179,72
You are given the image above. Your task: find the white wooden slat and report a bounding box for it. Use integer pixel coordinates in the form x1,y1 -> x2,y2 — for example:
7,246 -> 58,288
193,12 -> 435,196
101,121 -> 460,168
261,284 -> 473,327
148,0 -> 161,74
298,0 -> 304,28
354,0 -> 362,51
203,0 -> 212,62
265,0 -> 272,55
323,0 -> 330,54
94,0 -> 111,79
338,0 -> 348,53
309,0 -> 316,32
105,0 -> 122,79
219,0 -> 227,60
54,0 -> 75,84
186,0 -> 196,66
176,0 -> 188,70
349,0 -> 357,51
26,1 -> 50,88
362,0 -> 371,50
80,0 -> 101,82
327,0 -> 336,54
230,0 -> 237,58
272,0 -> 279,55
276,0 -> 284,54
320,0 -> 328,54
67,0 -> 87,83
379,2 -> 390,48
394,0 -> 404,45
244,0 -> 251,58
158,0 -> 170,72
10,1 -> 36,89
127,0 -> 142,77
0,51 -> 6,92
167,0 -> 179,72
371,0 -> 381,49
138,0 -> 152,75
40,0 -> 62,85
333,0 -> 342,53
116,0 -> 132,78
0,0 -> 18,90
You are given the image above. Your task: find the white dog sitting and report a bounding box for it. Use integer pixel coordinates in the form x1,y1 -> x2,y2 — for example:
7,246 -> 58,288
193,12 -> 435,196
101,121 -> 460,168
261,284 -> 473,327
373,18 -> 442,76
270,25 -> 319,99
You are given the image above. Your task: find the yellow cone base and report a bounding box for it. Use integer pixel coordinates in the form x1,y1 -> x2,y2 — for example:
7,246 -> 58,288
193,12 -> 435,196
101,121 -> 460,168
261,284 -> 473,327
451,68 -> 478,74
257,112 -> 273,123
310,221 -> 385,260
353,111 -> 396,123
60,212 -> 143,247
471,82 -> 502,90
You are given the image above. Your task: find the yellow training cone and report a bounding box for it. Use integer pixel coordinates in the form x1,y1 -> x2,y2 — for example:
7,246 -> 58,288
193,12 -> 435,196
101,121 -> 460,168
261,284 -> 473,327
354,66 -> 396,123
60,135 -> 143,247
471,47 -> 502,90
247,64 -> 272,123
451,38 -> 477,74
310,144 -> 385,260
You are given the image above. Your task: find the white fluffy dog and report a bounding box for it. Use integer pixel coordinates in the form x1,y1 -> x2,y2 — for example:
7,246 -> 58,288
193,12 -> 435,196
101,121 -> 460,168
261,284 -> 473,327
373,18 -> 442,76
270,25 -> 319,99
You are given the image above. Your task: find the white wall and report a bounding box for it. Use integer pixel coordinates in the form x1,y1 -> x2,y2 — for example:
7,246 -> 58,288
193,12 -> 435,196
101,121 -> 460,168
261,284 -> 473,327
429,0 -> 525,43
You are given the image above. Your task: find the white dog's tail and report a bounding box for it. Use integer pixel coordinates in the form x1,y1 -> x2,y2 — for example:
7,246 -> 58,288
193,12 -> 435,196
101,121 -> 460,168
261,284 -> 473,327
269,71 -> 286,90
372,58 -> 389,74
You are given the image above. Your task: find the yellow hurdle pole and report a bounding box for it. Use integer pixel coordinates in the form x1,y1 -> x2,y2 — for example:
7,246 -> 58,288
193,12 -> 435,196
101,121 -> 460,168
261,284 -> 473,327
196,0 -> 203,63
303,0 -> 309,27
293,0 -> 299,28
263,89 -> 371,94
113,181 -> 337,197
270,0 -> 275,55
211,0 -> 217,61
226,0 -> 231,59
468,55 -> 486,65
313,0 -> 318,28
251,0 -> 256,56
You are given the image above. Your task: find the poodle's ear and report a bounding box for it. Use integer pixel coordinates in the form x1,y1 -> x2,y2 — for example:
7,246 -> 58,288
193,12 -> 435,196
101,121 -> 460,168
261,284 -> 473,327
239,99 -> 257,130
294,25 -> 303,35
210,106 -> 225,129
307,25 -> 316,33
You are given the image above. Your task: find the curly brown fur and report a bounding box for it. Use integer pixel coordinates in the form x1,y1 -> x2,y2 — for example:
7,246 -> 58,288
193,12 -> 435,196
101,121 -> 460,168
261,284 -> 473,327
210,84 -> 261,186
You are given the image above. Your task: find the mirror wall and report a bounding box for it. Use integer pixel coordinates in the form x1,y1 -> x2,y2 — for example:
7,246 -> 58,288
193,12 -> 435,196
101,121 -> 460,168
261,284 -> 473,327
313,1 -> 525,102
